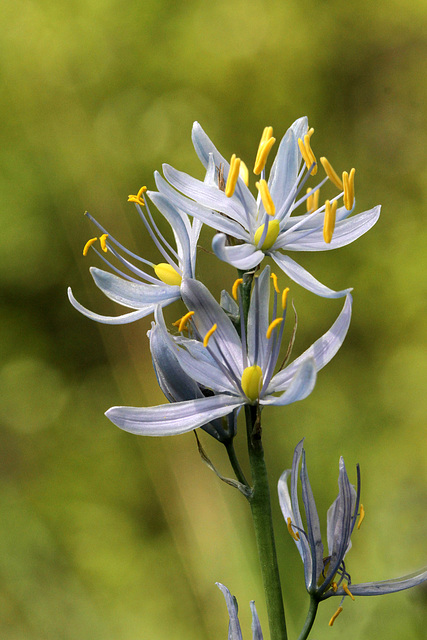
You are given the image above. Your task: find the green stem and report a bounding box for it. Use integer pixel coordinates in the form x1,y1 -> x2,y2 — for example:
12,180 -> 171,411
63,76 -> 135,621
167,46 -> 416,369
297,596 -> 318,640
245,404 -> 288,640
225,440 -> 250,491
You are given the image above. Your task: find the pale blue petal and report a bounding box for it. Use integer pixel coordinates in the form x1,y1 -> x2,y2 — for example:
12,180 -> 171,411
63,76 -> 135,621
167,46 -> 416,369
250,601 -> 263,640
268,128 -> 299,207
290,116 -> 309,146
90,267 -> 180,307
220,290 -> 240,321
270,252 -> 352,298
301,449 -> 324,589
106,394 -> 243,436
216,583 -> 243,640
261,358 -> 317,406
68,287 -> 157,325
332,569 -> 427,597
212,234 -> 264,270
247,266 -> 271,368
269,294 -> 352,393
171,346 -> 238,394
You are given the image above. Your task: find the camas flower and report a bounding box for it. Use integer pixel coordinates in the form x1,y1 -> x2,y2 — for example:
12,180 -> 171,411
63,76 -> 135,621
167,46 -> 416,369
68,187 -> 201,324
217,582 -> 263,640
105,266 -> 352,436
158,117 -> 381,298
278,440 -> 427,626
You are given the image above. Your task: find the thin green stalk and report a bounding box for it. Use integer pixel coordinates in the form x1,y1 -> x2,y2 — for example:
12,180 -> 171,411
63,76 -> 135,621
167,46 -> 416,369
297,596 -> 318,640
225,440 -> 250,491
245,404 -> 288,640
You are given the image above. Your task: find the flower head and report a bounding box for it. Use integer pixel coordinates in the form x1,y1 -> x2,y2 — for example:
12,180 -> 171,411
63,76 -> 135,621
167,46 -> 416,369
159,118 -> 381,298
278,440 -> 427,625
216,583 -> 263,640
105,266 -> 352,436
68,188 -> 201,324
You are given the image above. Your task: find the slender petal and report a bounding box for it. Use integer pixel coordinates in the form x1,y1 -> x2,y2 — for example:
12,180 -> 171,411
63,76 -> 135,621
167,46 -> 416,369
67,287 -> 158,324
216,583 -> 243,640
301,449 -> 324,588
212,234 -> 264,270
270,252 -> 352,298
334,569 -> 427,597
250,601 -> 264,640
90,267 -> 180,307
260,358 -> 317,406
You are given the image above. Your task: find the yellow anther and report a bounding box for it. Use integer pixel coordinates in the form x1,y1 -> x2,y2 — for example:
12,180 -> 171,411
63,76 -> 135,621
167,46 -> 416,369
254,219 -> 280,250
128,186 -> 147,205
332,582 -> 338,592
154,263 -> 182,286
225,154 -> 241,198
203,324 -> 217,347
328,606 -> 343,627
99,233 -> 109,253
320,157 -> 343,190
83,237 -> 98,256
270,272 -> 280,294
254,136 -> 276,175
298,133 -> 317,175
343,168 -> 355,210
323,199 -> 338,244
254,126 -> 274,172
306,188 -> 320,214
241,365 -> 263,402
255,179 -> 275,216
281,287 -> 290,310
307,127 -> 314,138
266,317 -> 283,340
357,503 -> 365,529
239,160 -> 249,187
286,517 -> 300,541
232,278 -> 243,301
343,583 -> 355,601
174,310 -> 194,333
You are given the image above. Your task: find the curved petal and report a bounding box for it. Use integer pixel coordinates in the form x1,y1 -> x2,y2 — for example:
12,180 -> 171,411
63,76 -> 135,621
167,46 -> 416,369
261,358 -> 317,406
68,287 -> 158,324
247,266 -> 271,368
331,568 -> 427,597
216,583 -> 243,640
90,267 -> 180,307
301,449 -> 324,589
106,394 -> 243,436
268,128 -> 299,207
250,601 -> 263,640
212,234 -> 264,270
269,294 -> 352,393
270,252 -> 352,298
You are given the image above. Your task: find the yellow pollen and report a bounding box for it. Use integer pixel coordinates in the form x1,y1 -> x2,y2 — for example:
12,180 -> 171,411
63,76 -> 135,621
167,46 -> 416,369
254,126 -> 274,173
357,503 -> 365,529
266,317 -> 283,340
254,219 -> 280,250
128,186 -> 147,205
225,154 -> 241,198
286,517 -> 300,541
343,583 -> 355,601
232,278 -> 243,301
320,157 -> 343,190
239,160 -> 249,187
241,365 -> 263,402
254,136 -> 276,175
343,168 -> 356,210
270,272 -> 280,293
323,199 -> 338,244
298,133 -> 318,175
203,324 -> 217,347
154,263 -> 182,286
332,582 -> 338,592
99,233 -> 109,253
281,287 -> 290,310
174,310 -> 194,333
306,188 -> 320,214
328,606 -> 343,627
256,179 -> 276,216
83,237 -> 98,256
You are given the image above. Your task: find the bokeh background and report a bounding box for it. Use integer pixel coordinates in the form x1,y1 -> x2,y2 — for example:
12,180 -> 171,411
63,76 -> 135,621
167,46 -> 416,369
1,0 -> 426,638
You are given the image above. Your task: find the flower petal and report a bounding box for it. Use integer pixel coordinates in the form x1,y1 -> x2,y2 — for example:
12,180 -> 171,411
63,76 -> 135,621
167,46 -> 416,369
301,448 -> 324,589
250,601 -> 264,640
270,252 -> 352,298
90,267 -> 180,307
216,583 -> 243,640
212,234 -> 264,270
268,128 -> 299,208
106,394 -> 243,436
261,358 -> 317,407
247,266 -> 271,368
333,568 -> 427,597
68,287 -> 158,325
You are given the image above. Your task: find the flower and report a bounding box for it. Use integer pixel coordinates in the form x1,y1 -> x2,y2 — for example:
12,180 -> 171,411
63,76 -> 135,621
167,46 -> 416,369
105,266 -> 352,436
278,439 -> 427,625
216,582 -> 263,640
158,118 -> 381,298
68,187 -> 201,324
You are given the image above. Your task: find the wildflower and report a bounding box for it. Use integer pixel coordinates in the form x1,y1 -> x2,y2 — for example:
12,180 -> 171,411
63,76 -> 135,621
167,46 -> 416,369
158,118 -> 381,298
68,189 -> 201,324
216,582 -> 263,640
278,440 -> 427,625
105,266 -> 352,436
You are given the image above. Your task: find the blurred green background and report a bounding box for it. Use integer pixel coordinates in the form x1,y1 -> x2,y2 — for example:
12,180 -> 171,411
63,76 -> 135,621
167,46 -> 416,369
0,0 -> 426,638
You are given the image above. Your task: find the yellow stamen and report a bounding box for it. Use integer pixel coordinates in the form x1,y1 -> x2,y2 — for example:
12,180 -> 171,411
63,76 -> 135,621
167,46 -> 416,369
239,160 -> 249,187
254,136 -> 276,175
328,606 -> 343,627
270,272 -> 280,294
306,188 -> 320,213
225,154 -> 241,198
241,365 -> 263,401
254,126 -> 274,172
174,310 -> 194,333
323,199 -> 338,244
342,168 -> 355,210
255,179 -> 275,216
154,263 -> 182,286
286,517 -> 300,541
320,157 -> 343,190
266,317 -> 283,340
99,233 -> 109,253
357,503 -> 365,529
203,324 -> 217,347
232,278 -> 243,301
343,583 -> 355,601
298,133 -> 317,175
281,287 -> 290,310
83,237 -> 98,256
332,582 -> 338,592
128,186 -> 147,205
254,219 -> 280,250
